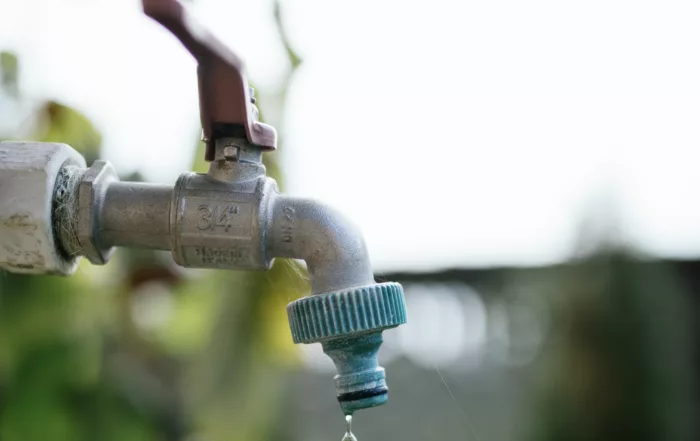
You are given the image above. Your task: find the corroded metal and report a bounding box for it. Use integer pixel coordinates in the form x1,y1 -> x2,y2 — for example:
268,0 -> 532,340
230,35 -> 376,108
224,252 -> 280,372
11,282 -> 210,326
0,142 -> 85,275
76,160 -> 119,264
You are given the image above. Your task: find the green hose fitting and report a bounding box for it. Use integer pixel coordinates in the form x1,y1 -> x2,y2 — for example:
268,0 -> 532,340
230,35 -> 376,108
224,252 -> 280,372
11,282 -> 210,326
287,282 -> 407,414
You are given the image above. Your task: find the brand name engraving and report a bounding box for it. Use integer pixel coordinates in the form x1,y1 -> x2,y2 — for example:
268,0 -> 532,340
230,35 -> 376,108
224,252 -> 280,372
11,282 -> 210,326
193,246 -> 247,265
281,206 -> 295,243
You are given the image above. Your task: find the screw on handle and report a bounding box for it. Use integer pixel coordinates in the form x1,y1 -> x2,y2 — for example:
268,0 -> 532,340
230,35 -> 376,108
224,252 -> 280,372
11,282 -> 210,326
142,0 -> 277,160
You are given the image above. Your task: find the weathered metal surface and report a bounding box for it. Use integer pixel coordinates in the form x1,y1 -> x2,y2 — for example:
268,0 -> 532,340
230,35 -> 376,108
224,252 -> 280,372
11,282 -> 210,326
0,141 -> 85,275
76,160 -> 119,264
266,194 -> 376,295
170,174 -> 276,270
100,182 -> 172,250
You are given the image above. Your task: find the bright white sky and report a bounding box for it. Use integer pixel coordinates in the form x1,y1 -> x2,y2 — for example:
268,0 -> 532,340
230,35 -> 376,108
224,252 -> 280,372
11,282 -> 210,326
1,0 -> 700,272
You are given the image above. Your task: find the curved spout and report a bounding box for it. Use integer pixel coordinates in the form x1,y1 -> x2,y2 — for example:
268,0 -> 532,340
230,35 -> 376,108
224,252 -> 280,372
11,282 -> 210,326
266,194 -> 375,295
266,194 -> 406,414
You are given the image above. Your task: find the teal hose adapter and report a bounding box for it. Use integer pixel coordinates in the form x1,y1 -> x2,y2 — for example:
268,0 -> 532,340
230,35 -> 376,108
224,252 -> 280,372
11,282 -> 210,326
287,282 -> 407,414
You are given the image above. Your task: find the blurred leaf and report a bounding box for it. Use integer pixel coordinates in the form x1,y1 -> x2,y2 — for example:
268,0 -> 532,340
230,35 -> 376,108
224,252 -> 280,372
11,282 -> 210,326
0,52 -> 19,98
37,101 -> 102,163
190,139 -> 209,174
273,2 -> 302,70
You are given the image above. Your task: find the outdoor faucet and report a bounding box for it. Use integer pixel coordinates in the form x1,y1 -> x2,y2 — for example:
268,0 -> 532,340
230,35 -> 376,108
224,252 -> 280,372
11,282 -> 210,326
0,0 -> 406,415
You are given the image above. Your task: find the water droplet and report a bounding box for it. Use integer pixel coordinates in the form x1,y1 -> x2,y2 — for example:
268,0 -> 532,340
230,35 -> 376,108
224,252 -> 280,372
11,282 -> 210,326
341,414 -> 358,441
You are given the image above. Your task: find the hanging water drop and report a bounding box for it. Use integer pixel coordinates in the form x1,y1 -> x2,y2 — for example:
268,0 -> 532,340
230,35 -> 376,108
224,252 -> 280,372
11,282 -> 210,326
341,414 -> 358,441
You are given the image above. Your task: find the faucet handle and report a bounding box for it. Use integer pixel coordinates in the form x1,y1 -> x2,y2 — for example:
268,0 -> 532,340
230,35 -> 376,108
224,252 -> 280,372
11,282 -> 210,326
142,0 -> 277,161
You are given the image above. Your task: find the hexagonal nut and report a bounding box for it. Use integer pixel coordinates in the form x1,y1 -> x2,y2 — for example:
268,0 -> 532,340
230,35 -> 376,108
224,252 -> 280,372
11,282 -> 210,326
76,160 -> 119,265
0,141 -> 86,275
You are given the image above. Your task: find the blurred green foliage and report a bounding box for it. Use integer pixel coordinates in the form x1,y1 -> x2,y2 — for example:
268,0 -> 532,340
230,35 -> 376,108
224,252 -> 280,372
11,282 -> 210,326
37,102 -> 102,164
0,52 -> 18,98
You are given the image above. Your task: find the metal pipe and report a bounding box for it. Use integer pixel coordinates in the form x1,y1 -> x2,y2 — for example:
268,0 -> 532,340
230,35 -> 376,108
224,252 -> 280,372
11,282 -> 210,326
99,181 -> 172,250
266,194 -> 375,295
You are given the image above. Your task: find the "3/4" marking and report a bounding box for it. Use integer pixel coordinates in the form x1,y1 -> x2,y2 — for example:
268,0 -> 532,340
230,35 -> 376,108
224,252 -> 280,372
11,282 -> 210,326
196,204 -> 239,231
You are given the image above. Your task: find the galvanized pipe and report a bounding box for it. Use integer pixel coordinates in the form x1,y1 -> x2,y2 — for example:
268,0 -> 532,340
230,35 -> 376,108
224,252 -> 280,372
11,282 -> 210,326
53,157 -> 376,297
99,182 -> 172,250
266,194 -> 375,295
94,177 -> 376,297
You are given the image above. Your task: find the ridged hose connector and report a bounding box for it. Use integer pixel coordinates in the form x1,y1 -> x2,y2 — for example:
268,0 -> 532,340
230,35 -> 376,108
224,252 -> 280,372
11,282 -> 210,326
287,282 -> 407,414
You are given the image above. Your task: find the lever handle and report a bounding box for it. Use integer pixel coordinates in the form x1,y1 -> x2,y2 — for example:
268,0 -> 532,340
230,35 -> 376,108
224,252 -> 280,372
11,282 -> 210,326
143,0 -> 276,160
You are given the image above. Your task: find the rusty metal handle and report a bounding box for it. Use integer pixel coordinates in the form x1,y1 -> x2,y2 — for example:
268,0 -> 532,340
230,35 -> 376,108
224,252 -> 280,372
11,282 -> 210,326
143,0 -> 276,160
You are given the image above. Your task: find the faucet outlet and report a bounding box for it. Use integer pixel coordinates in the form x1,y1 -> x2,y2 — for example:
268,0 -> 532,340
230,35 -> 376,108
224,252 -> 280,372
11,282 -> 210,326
287,282 -> 407,413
